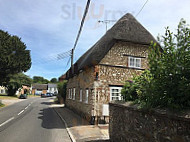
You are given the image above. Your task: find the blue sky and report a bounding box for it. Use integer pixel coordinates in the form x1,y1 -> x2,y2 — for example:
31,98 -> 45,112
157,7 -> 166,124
0,0 -> 190,80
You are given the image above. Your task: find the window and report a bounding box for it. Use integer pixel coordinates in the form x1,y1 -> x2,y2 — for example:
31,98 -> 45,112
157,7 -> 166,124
68,89 -> 70,99
80,89 -> 83,102
73,88 -> 75,100
128,57 -> 141,68
110,87 -> 122,101
70,89 -> 72,99
85,89 -> 89,104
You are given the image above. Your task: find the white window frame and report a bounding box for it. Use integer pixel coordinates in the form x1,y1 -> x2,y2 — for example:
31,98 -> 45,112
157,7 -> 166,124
80,89 -> 83,102
128,56 -> 141,68
73,88 -> 75,100
70,88 -> 72,99
85,89 -> 89,104
68,89 -> 70,99
110,87 -> 122,101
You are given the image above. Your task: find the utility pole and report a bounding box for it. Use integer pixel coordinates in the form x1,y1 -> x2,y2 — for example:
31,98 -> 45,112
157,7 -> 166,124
98,20 -> 117,32
71,49 -> 74,73
71,49 -> 74,67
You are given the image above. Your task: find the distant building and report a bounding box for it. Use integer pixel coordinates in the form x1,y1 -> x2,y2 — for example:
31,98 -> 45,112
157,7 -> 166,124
0,86 -> 6,94
16,85 -> 32,96
58,74 -> 66,82
47,83 -> 58,94
32,84 -> 48,95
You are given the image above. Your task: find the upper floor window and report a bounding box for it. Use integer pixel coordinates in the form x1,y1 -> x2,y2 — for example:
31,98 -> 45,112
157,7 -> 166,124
128,57 -> 141,68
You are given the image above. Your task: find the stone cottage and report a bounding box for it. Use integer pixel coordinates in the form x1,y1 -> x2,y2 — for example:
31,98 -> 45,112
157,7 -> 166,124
65,13 -> 157,123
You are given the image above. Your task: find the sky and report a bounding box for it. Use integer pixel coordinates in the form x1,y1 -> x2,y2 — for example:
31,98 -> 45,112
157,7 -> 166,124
0,0 -> 190,80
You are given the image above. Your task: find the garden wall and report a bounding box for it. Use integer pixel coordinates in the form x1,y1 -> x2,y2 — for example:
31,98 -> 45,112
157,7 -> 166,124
109,102 -> 190,142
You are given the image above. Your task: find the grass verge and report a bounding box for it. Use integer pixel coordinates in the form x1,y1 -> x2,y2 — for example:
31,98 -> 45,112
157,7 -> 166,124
0,102 -> 5,108
0,94 -> 18,100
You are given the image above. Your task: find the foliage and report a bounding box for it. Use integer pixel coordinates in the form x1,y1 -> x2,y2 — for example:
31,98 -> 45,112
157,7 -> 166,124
0,30 -> 31,85
7,73 -> 32,96
57,80 -> 67,103
33,76 -> 49,84
121,80 -> 138,101
122,19 -> 190,109
50,78 -> 58,83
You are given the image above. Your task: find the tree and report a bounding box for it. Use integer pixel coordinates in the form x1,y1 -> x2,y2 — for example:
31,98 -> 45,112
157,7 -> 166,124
57,80 -> 67,104
147,19 -> 190,109
0,30 -> 31,85
7,73 -> 32,96
50,78 -> 58,83
122,19 -> 190,109
33,76 -> 49,84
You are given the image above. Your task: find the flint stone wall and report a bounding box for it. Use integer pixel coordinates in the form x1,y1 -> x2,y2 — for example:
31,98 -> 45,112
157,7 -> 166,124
109,102 -> 190,142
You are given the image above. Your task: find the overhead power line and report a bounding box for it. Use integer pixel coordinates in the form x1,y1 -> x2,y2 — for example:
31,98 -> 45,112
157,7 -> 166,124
73,0 -> 91,51
70,0 -> 91,68
136,0 -> 149,17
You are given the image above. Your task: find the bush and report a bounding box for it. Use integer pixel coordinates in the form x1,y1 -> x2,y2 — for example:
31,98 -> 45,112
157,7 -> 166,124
57,80 -> 67,104
121,80 -> 138,101
122,19 -> 190,110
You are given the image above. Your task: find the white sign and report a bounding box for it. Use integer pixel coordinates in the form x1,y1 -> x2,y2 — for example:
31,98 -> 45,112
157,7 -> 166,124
102,104 -> 109,116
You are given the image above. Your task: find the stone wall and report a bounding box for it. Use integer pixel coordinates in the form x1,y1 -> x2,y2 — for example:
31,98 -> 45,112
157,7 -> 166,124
66,66 -> 95,121
109,102 -> 190,142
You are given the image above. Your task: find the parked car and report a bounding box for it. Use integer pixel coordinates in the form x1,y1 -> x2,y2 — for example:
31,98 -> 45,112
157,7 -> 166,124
53,92 -> 58,96
41,93 -> 53,98
19,94 -> 27,99
45,93 -> 52,97
41,94 -> 47,98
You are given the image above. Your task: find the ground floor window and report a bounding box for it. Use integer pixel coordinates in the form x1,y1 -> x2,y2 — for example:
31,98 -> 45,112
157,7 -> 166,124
0,89 -> 5,94
85,89 -> 89,104
73,88 -> 75,100
110,87 -> 122,101
68,88 -> 72,99
80,89 -> 82,102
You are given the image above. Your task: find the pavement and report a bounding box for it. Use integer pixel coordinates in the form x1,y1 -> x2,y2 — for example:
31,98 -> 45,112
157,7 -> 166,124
52,104 -> 109,142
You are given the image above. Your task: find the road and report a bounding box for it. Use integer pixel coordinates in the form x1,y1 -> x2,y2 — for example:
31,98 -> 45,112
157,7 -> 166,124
0,97 -> 71,142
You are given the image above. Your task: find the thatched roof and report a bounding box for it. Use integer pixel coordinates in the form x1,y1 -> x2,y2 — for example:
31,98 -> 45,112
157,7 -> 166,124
67,13 -> 157,77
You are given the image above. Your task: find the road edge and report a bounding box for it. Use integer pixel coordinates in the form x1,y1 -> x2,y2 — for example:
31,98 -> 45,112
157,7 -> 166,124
53,108 -> 76,142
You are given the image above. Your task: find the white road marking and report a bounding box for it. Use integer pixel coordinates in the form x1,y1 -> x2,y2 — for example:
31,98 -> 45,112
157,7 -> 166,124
0,117 -> 15,127
25,106 -> 29,110
0,100 -> 36,128
17,110 -> 24,115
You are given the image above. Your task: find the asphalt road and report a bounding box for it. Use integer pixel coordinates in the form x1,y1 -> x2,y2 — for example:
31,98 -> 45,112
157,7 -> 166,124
0,97 -> 71,142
